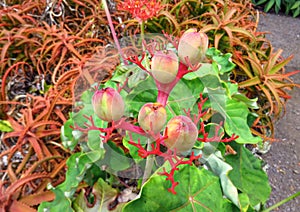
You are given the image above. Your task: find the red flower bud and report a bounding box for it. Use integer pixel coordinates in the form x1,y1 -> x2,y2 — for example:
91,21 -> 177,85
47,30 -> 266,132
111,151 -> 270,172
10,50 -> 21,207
138,102 -> 167,134
178,29 -> 208,66
151,50 -> 179,84
92,87 -> 124,122
164,115 -> 198,152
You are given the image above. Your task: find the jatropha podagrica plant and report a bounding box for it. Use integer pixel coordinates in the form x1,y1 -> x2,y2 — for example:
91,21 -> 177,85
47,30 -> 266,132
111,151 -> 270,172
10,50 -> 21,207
38,1 -> 273,210
73,29 -> 238,194
40,25 -> 272,211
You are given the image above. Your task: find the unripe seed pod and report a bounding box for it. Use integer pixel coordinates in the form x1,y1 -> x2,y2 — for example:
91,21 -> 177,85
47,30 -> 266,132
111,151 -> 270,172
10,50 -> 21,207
164,115 -> 198,153
151,50 -> 179,84
178,28 -> 208,66
92,87 -> 124,122
138,102 -> 167,134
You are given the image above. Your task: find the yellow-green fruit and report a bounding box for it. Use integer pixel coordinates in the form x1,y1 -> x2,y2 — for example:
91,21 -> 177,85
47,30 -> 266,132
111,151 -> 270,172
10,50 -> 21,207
92,87 -> 124,122
138,102 -> 167,134
178,28 -> 208,66
151,50 -> 179,84
164,115 -> 198,152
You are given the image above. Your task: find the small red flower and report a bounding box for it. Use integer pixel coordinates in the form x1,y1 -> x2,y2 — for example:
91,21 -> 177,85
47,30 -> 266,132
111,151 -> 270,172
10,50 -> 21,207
118,0 -> 163,22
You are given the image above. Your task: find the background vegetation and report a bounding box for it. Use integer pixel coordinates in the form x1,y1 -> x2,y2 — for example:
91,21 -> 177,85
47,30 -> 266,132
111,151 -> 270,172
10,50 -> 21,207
252,0 -> 300,17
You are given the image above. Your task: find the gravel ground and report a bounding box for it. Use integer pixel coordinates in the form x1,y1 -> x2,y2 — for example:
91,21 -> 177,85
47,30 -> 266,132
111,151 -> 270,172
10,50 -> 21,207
258,13 -> 300,211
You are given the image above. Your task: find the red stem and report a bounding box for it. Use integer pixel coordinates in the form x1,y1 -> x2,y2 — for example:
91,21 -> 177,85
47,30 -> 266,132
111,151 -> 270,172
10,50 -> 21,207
117,120 -> 146,136
102,0 -> 128,65
156,63 -> 189,106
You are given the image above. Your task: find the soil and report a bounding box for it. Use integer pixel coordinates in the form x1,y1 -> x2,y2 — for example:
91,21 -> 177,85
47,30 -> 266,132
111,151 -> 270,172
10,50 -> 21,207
258,13 -> 300,211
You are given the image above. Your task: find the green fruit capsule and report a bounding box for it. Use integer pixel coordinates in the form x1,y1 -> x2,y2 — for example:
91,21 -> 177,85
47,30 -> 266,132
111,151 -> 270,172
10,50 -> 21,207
92,87 -> 124,122
151,50 -> 179,84
164,115 -> 198,153
178,28 -> 208,66
138,102 -> 167,134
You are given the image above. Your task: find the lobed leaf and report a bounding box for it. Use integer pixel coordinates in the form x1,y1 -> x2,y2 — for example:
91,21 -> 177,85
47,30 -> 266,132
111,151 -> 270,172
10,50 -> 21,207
57,151 -> 104,198
73,178 -> 118,212
224,99 -> 262,144
38,186 -> 73,212
123,165 -> 223,212
204,153 -> 239,208
225,143 -> 271,207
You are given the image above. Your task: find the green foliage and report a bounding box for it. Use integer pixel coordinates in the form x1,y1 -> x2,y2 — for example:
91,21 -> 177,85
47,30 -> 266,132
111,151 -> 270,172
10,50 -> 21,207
39,47 -> 270,211
133,0 -> 300,142
0,0 -> 121,209
38,185 -> 73,212
225,142 -> 272,207
73,178 -> 120,212
252,0 -> 300,17
224,99 -> 261,144
0,120 -> 13,132
123,165 -> 224,212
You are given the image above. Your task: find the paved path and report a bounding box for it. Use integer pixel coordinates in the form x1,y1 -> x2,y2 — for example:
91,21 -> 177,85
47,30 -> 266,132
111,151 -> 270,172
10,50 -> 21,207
259,13 -> 300,69
258,13 -> 300,211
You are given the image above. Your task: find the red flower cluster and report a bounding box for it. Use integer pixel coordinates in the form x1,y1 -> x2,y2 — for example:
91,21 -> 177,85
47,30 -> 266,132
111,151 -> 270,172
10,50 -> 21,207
118,0 -> 163,22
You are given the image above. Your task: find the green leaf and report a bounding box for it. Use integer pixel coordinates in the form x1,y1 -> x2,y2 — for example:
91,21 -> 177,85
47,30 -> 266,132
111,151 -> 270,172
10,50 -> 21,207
58,151 -> 103,197
167,78 -> 202,117
38,185 -> 73,212
291,1 -> 300,9
222,198 -> 256,212
126,70 -> 204,118
123,132 -> 147,162
206,47 -> 236,74
238,193 -> 251,212
293,6 -> 300,17
125,76 -> 157,115
205,153 -> 239,208
61,118 -> 73,141
232,93 -> 259,109
183,63 -> 215,79
62,88 -> 104,150
184,63 -> 222,91
184,63 -> 227,115
61,118 -> 82,150
88,129 -> 103,151
225,143 -> 271,207
275,0 -> 281,8
223,81 -> 238,96
224,99 -> 262,144
80,89 -> 93,104
72,104 -> 94,127
84,163 -> 106,186
73,178 -> 118,212
222,199 -> 240,212
180,78 -> 204,98
275,4 -> 280,13
63,104 -> 106,150
112,62 -> 149,89
128,67 -> 149,89
0,120 -> 13,132
224,82 -> 259,109
100,142 -> 131,173
264,0 -> 275,12
203,86 -> 260,144
123,165 -> 223,212
110,63 -> 132,84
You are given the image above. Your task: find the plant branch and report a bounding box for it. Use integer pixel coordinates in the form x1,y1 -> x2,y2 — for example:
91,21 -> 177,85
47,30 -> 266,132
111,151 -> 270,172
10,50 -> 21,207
262,191 -> 300,212
102,0 -> 127,65
142,138 -> 155,185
